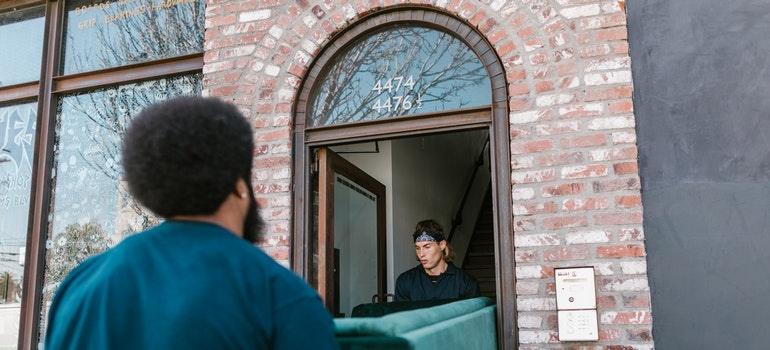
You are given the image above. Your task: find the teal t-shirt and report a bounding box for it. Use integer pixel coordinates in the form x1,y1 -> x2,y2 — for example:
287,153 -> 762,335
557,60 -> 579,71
45,221 -> 338,350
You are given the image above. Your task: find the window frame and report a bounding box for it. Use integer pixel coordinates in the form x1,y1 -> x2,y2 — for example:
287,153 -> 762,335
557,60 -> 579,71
0,1 -> 204,348
291,8 -> 516,349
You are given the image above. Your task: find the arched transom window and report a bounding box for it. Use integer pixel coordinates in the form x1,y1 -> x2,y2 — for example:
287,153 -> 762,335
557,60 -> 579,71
307,25 -> 492,127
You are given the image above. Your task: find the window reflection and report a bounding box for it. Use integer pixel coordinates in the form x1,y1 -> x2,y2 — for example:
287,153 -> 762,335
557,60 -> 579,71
0,102 -> 37,348
0,6 -> 45,86
61,0 -> 204,75
308,25 -> 491,127
38,74 -> 201,338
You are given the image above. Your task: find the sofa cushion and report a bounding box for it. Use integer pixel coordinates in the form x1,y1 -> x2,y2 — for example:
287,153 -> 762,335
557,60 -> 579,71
334,297 -> 493,336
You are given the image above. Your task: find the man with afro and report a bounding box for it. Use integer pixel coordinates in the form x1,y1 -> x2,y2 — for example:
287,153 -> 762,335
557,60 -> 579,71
45,96 -> 338,349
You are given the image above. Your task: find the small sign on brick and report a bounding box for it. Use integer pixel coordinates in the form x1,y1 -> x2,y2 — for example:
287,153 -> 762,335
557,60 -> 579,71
555,266 -> 599,342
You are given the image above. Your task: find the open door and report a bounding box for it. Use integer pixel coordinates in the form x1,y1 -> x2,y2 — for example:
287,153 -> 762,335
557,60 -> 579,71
315,147 -> 386,316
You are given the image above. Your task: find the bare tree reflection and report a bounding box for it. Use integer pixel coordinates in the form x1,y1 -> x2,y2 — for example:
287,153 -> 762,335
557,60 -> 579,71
65,0 -> 203,73
309,26 -> 490,126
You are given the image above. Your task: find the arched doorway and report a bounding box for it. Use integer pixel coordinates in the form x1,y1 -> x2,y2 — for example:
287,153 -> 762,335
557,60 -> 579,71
291,8 -> 516,347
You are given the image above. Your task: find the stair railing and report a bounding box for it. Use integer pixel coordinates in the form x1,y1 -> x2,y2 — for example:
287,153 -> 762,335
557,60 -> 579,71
447,136 -> 489,243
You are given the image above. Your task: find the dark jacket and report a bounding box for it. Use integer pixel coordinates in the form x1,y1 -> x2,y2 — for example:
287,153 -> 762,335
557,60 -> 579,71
394,262 -> 480,301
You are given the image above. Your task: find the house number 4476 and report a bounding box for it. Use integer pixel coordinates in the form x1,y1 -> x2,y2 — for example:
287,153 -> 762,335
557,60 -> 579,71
371,75 -> 423,113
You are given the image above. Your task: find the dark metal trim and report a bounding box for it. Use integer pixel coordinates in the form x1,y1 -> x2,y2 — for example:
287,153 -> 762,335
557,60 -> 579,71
19,0 -> 62,348
53,54 -> 204,94
0,82 -> 40,104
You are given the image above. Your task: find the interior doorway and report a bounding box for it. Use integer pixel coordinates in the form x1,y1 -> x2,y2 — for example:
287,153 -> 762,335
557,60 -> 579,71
311,129 -> 495,317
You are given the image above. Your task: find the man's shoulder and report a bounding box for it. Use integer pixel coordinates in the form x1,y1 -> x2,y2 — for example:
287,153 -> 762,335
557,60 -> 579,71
396,265 -> 423,281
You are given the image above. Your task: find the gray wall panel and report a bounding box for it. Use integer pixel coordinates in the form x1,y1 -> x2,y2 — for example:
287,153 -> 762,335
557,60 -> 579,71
627,0 -> 770,348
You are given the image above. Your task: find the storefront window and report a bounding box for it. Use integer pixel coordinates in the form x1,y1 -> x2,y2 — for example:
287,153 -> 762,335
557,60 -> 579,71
0,102 -> 37,348
0,6 -> 45,87
38,74 -> 201,339
61,0 -> 204,75
307,25 -> 491,127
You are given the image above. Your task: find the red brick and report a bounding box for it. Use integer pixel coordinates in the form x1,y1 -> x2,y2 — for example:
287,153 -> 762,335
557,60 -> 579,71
594,212 -> 643,225
534,152 -> 584,167
543,215 -> 588,229
609,99 -> 634,114
542,183 -> 585,197
562,197 -> 610,211
597,244 -> 646,258
586,86 -> 633,101
535,80 -> 555,93
597,295 -> 617,308
561,134 -> 608,148
616,195 -> 642,208
511,139 -> 554,154
596,27 -> 628,41
614,161 -> 639,175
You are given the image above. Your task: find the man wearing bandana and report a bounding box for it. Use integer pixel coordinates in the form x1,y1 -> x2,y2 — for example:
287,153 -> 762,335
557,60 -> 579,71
394,220 -> 480,301
45,97 -> 338,350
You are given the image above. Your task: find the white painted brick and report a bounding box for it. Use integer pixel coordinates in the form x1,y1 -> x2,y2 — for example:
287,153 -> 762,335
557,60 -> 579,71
301,40 -> 318,54
516,281 -> 540,294
584,71 -> 632,86
272,167 -> 290,180
558,103 -> 603,116
601,311 -> 651,324
490,0 -> 508,11
603,277 -> 650,291
515,234 -> 561,247
518,315 -> 542,328
512,169 -> 556,183
251,61 -> 264,72
612,131 -> 637,143
516,265 -> 545,279
302,14 -> 317,28
621,260 -> 648,274
277,88 -> 294,102
343,4 -> 356,20
536,93 -> 574,107
588,116 -> 635,130
565,230 -> 610,244
589,148 -> 612,161
264,65 -> 280,77
239,9 -> 271,22
510,110 -> 545,124
560,4 -> 601,19
586,57 -> 631,71
601,1 -> 623,13
268,25 -> 283,39
519,330 -> 554,344
516,297 -> 557,311
594,262 -> 615,275
512,187 -> 536,200
512,155 -> 534,169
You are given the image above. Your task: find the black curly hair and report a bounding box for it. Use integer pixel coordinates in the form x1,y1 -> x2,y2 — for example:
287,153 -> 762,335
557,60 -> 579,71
122,96 -> 263,240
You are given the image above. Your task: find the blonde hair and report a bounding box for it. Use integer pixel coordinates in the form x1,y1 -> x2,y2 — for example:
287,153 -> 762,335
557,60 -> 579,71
414,219 -> 454,263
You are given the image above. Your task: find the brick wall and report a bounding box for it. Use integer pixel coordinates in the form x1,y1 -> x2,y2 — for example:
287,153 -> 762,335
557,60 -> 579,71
203,0 -> 654,348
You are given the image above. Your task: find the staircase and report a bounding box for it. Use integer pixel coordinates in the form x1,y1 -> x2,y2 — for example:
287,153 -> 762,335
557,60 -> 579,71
461,188 -> 496,299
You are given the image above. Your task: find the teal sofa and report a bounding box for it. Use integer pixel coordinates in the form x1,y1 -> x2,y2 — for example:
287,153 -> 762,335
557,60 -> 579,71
334,297 -> 497,350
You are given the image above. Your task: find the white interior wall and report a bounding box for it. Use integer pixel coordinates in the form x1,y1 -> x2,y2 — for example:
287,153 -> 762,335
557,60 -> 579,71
335,130 -> 489,295
333,175 -> 379,316
391,130 -> 489,278
336,142 -> 395,292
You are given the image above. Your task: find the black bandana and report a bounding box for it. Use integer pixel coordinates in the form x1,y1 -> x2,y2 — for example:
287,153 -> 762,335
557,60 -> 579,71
413,228 -> 445,243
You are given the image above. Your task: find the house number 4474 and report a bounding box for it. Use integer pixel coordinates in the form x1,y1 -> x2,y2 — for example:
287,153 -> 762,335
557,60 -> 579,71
371,75 -> 423,113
